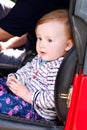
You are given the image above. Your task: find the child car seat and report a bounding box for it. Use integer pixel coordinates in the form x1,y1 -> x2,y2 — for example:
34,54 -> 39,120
55,47 -> 77,123
0,45 -> 76,130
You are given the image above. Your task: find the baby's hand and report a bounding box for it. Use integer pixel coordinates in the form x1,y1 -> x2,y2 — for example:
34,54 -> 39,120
6,75 -> 16,83
6,76 -> 29,99
6,75 -> 17,90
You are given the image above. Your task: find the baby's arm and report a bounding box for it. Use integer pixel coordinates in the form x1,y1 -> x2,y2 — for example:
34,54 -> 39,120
8,62 -> 31,85
6,76 -> 33,104
8,55 -> 37,85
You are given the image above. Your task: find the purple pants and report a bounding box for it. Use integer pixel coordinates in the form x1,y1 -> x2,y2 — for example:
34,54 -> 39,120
0,77 -> 43,120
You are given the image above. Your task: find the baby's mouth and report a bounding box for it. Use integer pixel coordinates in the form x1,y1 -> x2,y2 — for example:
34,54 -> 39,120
40,51 -> 46,55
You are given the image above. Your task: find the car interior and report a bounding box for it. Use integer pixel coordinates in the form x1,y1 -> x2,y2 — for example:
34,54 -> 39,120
0,0 -> 87,129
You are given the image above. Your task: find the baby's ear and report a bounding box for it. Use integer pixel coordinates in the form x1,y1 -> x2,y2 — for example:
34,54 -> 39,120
65,39 -> 73,51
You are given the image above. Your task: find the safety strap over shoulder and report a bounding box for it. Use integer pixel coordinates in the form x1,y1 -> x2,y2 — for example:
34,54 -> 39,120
54,47 -> 77,122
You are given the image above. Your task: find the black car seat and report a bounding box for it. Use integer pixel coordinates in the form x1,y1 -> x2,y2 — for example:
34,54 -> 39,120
0,46 -> 76,130
0,35 -> 76,129
0,49 -> 37,77
54,47 -> 77,123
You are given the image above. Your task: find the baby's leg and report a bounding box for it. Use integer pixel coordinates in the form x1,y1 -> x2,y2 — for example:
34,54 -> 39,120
0,77 -> 9,92
0,92 -> 44,120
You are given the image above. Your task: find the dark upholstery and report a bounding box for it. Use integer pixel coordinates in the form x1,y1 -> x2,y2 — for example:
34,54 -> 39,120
54,47 -> 77,122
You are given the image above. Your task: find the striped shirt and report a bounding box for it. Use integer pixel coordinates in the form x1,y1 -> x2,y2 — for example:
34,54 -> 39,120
10,55 -> 64,120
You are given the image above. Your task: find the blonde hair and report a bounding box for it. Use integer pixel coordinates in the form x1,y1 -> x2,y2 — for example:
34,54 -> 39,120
35,9 -> 72,39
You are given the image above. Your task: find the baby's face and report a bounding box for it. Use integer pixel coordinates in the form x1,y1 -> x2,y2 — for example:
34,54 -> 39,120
36,21 -> 70,61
